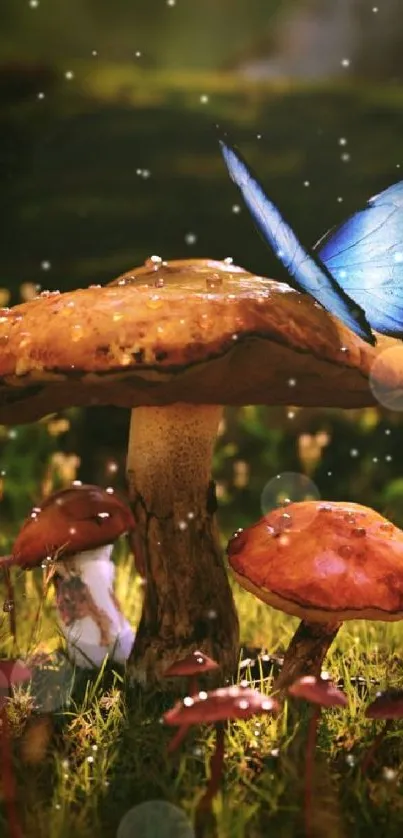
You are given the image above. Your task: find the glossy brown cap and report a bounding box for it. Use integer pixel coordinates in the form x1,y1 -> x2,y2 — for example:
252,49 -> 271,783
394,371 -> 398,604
164,650 -> 220,678
365,689 -> 403,719
227,501 -> 403,622
6,483 -> 135,569
164,685 -> 279,726
0,258 -> 398,425
289,676 -> 347,707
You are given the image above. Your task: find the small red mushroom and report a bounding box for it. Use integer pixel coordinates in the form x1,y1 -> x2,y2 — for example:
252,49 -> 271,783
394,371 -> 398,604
0,660 -> 32,838
164,651 -> 220,752
362,689 -> 403,773
289,676 -> 347,838
164,686 -> 279,836
1,484 -> 136,667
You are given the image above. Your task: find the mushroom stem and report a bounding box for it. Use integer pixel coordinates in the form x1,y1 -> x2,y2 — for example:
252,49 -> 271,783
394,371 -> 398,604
273,620 -> 341,694
126,404 -> 239,685
53,545 -> 134,668
304,706 -> 320,838
0,700 -> 23,838
361,719 -> 393,774
195,722 -> 226,837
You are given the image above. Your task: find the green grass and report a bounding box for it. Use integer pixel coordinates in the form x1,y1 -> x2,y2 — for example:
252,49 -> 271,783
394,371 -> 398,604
1,549 -> 403,838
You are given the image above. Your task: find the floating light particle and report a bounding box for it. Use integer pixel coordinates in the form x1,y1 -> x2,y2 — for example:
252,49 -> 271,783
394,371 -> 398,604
338,137 -> 347,146
65,71 -> 74,81
185,232 -> 197,245
41,260 -> 51,271
337,196 -> 343,202
341,153 -> 351,162
341,58 -> 350,68
303,180 -> 310,187
135,51 -> 141,58
350,449 -> 359,457
232,204 -> 241,213
200,94 -> 209,104
37,92 -> 45,100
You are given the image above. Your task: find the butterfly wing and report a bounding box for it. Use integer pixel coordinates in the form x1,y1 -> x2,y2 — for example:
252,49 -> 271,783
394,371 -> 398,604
316,182 -> 403,337
219,139 -> 374,344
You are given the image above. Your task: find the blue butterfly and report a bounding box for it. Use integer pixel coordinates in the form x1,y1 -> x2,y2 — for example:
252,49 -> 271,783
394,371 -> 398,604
220,139 -> 403,345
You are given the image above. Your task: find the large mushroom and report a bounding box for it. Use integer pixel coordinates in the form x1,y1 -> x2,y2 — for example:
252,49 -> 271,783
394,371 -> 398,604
1,484 -> 135,667
0,257 -> 399,685
227,500 -> 403,691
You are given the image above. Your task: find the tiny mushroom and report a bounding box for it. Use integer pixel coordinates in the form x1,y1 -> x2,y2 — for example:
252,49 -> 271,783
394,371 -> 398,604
289,675 -> 347,838
0,660 -> 32,838
1,484 -> 135,668
164,650 -> 220,752
227,500 -> 403,692
0,257 -> 399,685
362,689 -> 403,773
164,685 -> 279,828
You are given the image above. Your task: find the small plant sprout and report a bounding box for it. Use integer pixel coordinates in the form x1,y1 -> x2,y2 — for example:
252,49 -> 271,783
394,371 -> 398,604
164,685 -> 279,835
164,650 -> 220,751
0,660 -> 32,838
227,500 -> 403,692
362,689 -> 403,773
0,257 -> 395,684
288,675 -> 347,838
0,485 -> 136,668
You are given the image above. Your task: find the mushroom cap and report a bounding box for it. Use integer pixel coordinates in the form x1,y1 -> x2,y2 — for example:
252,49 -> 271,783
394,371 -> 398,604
365,689 -> 403,719
289,675 -> 348,707
0,258 -> 398,425
164,650 -> 220,678
9,484 -> 135,569
164,685 -> 279,726
0,659 -> 32,689
227,501 -> 403,622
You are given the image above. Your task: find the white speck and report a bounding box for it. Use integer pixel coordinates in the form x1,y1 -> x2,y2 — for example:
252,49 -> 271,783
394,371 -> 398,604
69,527 -> 77,535
394,252 -> 403,263
92,50 -> 98,57
87,756 -> 94,764
37,92 -> 45,100
136,169 -> 143,176
257,133 -> 262,140
341,153 -> 351,162
178,520 -> 188,531
327,471 -> 332,476
135,51 -> 142,58
224,256 -> 233,264
397,164 -> 401,169
338,269 -> 347,279
185,232 -> 197,245
385,455 -> 392,462
167,0 -> 176,5
350,449 -> 359,457
303,180 -> 310,187
198,691 -> 208,700
8,429 -> 17,439
287,410 -> 295,419
383,767 -> 396,781
337,196 -> 343,202
341,58 -> 350,68
200,94 -> 209,104
206,609 -> 217,619
142,169 -> 150,179
72,480 -> 82,486
372,6 -> 379,12
55,804 -> 61,810
29,0 -> 39,7
346,754 -> 355,766
385,429 -> 391,435
232,204 -> 241,213
97,512 -> 110,519
372,457 -> 378,463
338,138 -> 347,146
183,696 -> 194,707
41,260 -> 51,271
288,378 -> 296,387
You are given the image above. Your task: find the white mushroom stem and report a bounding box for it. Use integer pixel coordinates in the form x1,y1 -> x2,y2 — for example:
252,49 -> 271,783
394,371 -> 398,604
126,403 -> 239,685
53,544 -> 135,668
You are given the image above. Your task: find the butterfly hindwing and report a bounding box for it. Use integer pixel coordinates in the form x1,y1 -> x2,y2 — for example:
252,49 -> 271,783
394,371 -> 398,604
316,183 -> 403,336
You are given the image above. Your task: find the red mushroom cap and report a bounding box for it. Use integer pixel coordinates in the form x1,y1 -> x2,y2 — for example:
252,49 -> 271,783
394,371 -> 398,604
227,501 -> 403,622
164,686 -> 279,726
0,659 -> 32,690
8,484 -> 135,569
164,651 -> 220,678
288,676 -> 348,708
365,689 -> 403,719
